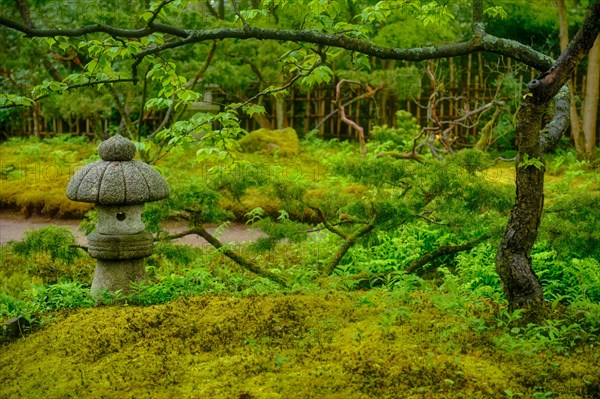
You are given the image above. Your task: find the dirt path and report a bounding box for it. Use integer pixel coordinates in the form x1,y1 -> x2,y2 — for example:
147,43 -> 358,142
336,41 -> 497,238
0,210 -> 264,246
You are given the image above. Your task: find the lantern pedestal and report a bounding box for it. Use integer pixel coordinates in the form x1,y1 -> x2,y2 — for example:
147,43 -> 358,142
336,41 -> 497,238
90,259 -> 147,298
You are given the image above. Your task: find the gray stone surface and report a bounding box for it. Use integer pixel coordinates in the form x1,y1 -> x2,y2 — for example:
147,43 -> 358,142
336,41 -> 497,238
3,316 -> 31,338
96,204 -> 145,235
67,162 -> 108,203
67,135 -> 168,205
98,134 -> 136,161
90,259 -> 147,298
66,160 -> 168,205
65,135 -> 170,299
88,231 -> 153,260
121,162 -> 150,203
135,161 -> 170,201
98,163 -> 126,204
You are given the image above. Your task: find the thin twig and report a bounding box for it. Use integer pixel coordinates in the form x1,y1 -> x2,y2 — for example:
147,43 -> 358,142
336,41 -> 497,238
230,0 -> 249,27
238,61 -> 320,108
146,0 -> 175,26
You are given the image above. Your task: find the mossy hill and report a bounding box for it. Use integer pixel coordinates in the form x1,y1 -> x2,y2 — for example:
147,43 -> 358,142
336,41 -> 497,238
1,293 -> 598,398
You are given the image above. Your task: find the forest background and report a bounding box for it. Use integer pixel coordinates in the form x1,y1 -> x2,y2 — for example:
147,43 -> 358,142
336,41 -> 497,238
0,0 -> 599,397
0,0 -> 598,157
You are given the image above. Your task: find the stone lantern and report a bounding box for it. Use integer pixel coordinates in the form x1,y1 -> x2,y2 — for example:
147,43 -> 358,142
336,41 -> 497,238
66,135 -> 169,298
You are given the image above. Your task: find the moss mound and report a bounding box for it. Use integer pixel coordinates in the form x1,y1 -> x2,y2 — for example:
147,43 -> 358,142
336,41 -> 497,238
0,138 -> 94,217
238,128 -> 300,156
1,293 -> 598,398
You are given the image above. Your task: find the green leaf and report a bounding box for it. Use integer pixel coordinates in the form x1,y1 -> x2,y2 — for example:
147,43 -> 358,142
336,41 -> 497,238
0,94 -> 35,107
44,37 -> 57,47
243,103 -> 266,117
484,6 -> 507,19
140,10 -> 154,22
518,154 -> 544,170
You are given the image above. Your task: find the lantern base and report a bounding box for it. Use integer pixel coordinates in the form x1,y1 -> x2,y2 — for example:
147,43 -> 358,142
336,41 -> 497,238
90,259 -> 147,299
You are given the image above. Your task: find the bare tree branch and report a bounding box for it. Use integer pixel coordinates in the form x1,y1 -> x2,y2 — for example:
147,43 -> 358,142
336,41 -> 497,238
336,79 -> 368,156
230,0 -> 249,27
309,207 -> 348,239
528,1 -> 600,103
240,61 -> 319,108
160,226 -> 288,287
322,221 -> 376,276
540,85 -> 570,152
0,15 -> 188,38
404,236 -> 489,274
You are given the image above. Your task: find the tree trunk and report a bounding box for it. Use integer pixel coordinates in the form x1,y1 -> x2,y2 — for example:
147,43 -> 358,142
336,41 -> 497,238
253,113 -> 272,130
32,101 -> 41,138
496,100 -> 546,311
496,1 -> 600,314
557,0 -> 585,153
582,36 -> 599,156
275,96 -> 285,129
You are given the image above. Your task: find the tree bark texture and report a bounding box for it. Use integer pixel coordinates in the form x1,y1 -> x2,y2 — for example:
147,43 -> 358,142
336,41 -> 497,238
496,101 -> 546,310
496,1 -> 600,312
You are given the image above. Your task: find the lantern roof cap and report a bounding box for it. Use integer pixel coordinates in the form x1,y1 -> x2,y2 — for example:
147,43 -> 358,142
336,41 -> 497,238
66,135 -> 169,205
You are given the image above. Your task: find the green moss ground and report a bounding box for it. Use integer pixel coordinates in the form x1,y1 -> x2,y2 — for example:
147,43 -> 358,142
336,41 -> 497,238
0,137 -> 94,217
1,293 -> 598,398
0,135 -> 326,219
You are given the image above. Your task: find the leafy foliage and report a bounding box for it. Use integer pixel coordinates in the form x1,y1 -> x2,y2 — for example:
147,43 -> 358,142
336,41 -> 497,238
370,110 -> 422,152
11,226 -> 83,263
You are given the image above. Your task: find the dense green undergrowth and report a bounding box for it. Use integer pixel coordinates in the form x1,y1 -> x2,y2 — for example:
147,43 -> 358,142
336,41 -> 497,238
1,135 -> 599,398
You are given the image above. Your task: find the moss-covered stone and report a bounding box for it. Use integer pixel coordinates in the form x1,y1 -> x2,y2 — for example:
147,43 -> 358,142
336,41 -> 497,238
238,128 -> 300,156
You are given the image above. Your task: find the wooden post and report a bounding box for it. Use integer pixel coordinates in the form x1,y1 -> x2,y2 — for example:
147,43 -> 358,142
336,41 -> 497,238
289,90 -> 295,131
478,52 -> 484,89
519,75 -> 523,101
356,98 -> 362,137
467,54 -> 472,95
330,92 -> 336,138
319,89 -> 326,137
304,92 -> 311,135
416,93 -> 421,126
449,58 -> 455,121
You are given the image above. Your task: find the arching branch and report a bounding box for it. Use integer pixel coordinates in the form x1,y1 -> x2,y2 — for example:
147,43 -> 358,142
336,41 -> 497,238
0,14 -> 555,73
0,15 -> 188,38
